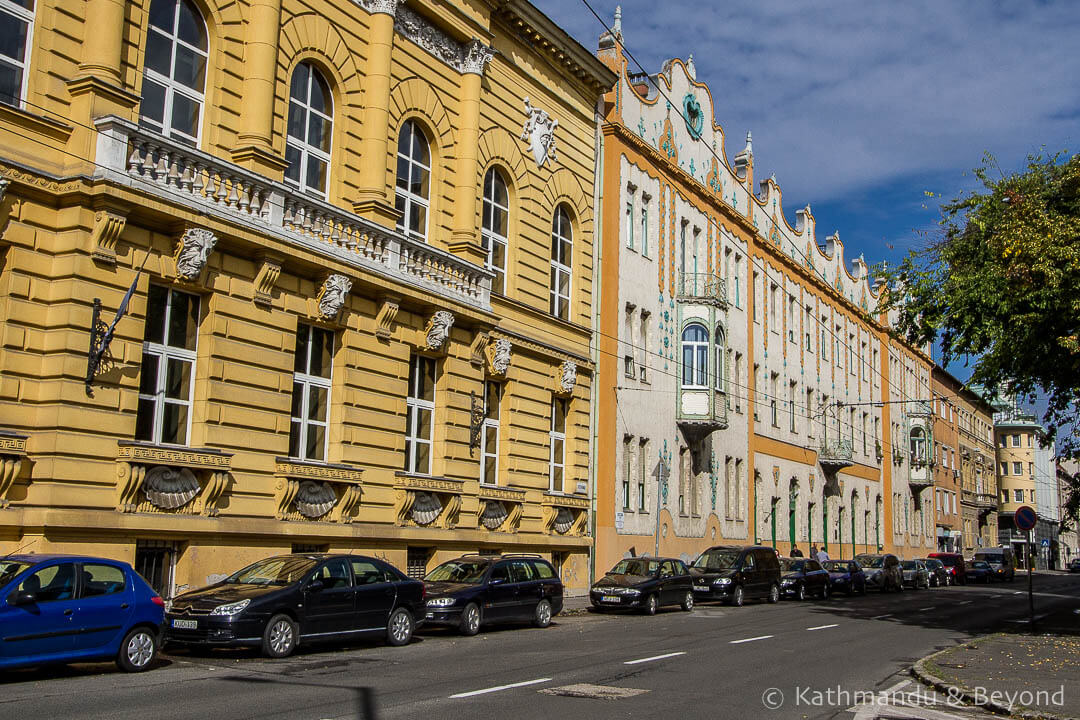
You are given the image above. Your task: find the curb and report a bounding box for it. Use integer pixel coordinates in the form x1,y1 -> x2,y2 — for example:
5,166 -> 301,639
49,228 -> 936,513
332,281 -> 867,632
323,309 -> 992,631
910,642 -> 1075,720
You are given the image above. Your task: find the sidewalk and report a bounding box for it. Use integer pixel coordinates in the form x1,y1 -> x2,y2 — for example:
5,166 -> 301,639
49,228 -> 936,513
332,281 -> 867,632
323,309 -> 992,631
913,607 -> 1080,719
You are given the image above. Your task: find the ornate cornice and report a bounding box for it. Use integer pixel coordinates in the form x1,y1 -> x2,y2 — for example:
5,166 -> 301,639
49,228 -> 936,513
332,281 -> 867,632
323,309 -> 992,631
117,441 -> 232,469
394,472 -> 464,494
275,458 -> 364,485
541,492 -> 589,509
478,485 -> 526,502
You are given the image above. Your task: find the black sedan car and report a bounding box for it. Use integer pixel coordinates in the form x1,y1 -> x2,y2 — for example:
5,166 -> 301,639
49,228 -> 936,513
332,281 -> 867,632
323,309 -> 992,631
166,554 -> 424,658
856,553 -> 904,593
590,557 -> 694,614
689,545 -> 782,606
965,560 -> 994,584
422,554 -> 563,635
822,560 -> 867,595
922,558 -> 951,587
1069,558 -> 1080,573
778,558 -> 830,600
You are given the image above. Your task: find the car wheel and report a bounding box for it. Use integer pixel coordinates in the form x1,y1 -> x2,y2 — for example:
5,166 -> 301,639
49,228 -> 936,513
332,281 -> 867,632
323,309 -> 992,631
730,585 -> 745,607
386,607 -> 414,647
819,583 -> 830,600
680,591 -> 694,612
796,583 -> 806,601
644,593 -> 659,616
534,599 -> 553,628
767,583 -> 780,604
262,614 -> 298,658
116,627 -> 157,672
459,603 -> 481,636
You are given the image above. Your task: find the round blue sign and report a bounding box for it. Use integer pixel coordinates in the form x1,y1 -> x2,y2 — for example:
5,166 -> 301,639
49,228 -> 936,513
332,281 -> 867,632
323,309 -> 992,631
1014,505 -> 1037,532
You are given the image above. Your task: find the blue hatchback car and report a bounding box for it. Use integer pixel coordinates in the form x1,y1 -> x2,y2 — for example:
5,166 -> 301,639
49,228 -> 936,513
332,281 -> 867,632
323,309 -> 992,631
0,554 -> 165,672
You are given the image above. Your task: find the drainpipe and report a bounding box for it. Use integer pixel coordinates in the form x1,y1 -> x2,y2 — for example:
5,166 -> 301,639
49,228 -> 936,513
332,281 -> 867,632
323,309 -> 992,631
588,99 -> 604,587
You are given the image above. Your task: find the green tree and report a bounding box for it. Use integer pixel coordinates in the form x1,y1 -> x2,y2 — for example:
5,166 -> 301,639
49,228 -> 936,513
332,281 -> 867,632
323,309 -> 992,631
878,152 -> 1080,525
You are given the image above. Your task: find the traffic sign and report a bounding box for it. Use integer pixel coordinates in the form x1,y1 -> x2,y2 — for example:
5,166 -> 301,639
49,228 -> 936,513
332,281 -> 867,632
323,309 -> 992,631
1041,539 -> 1050,547
1014,505 -> 1037,532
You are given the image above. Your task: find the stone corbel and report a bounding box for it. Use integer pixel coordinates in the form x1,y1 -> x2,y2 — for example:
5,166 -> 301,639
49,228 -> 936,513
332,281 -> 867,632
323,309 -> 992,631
89,210 -> 126,265
477,486 -> 526,532
541,493 -> 590,536
439,494 -> 462,529
115,441 -> 232,514
253,255 -> 282,306
469,331 -> 490,367
375,294 -> 401,339
0,430 -> 29,508
393,473 -> 464,528
274,458 -> 365,523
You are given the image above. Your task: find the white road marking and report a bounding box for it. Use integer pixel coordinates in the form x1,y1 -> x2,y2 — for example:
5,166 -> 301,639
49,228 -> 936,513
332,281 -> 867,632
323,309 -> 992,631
730,635 -> 773,644
448,678 -> 553,699
871,614 -> 893,620
806,623 -> 838,631
623,651 -> 687,665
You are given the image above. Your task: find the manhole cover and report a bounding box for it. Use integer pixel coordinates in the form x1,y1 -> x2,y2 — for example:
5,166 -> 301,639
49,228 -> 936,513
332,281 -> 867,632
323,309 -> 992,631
540,684 -> 649,700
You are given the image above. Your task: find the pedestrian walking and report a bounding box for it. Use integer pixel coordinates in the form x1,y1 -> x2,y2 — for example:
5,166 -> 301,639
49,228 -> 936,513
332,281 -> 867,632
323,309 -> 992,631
791,545 -> 804,558
817,547 -> 831,562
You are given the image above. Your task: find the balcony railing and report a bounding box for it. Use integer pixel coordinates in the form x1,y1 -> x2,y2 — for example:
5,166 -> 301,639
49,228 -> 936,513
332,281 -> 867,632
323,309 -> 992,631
818,440 -> 854,470
677,272 -> 728,305
93,117 -> 491,310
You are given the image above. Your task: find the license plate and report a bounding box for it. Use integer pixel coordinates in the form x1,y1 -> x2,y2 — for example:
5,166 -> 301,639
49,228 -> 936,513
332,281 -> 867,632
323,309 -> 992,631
693,586 -> 709,592
602,595 -> 620,603
171,619 -> 197,630
425,612 -> 434,619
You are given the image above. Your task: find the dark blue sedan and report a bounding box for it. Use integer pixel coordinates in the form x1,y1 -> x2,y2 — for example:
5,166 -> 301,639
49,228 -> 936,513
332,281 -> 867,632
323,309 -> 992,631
822,560 -> 867,595
0,554 -> 165,671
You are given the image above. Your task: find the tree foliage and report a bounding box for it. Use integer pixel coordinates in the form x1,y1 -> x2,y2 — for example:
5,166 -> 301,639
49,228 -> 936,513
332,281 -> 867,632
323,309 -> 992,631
878,152 -> 1080,522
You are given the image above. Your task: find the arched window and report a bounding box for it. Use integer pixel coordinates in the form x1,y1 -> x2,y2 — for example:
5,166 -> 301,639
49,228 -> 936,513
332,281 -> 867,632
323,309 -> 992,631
909,427 -> 926,462
550,206 -> 572,320
482,168 -> 509,294
681,323 -> 708,388
140,0 -> 208,145
285,62 -> 333,197
714,326 -> 726,391
395,120 -> 430,242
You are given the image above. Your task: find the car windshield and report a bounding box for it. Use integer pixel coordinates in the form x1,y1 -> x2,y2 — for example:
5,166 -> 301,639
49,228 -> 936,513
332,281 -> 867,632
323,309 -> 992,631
901,561 -> 917,570
925,560 -> 942,569
0,560 -> 33,587
225,557 -> 316,586
858,556 -> 885,568
609,559 -> 659,576
936,556 -> 959,567
425,560 -> 490,584
972,561 -> 990,569
822,561 -> 849,572
692,550 -> 740,571
779,559 -> 804,572
973,554 -> 999,563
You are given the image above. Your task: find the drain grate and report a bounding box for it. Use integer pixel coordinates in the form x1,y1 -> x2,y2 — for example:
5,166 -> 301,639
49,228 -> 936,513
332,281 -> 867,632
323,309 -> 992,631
540,684 -> 649,700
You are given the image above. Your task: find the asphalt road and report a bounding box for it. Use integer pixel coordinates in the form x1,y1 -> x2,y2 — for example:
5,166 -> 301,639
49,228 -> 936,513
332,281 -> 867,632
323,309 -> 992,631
3,573 -> 1079,720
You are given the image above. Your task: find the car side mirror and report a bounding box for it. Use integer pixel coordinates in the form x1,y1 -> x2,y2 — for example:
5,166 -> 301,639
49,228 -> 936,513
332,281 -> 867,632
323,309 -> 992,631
8,591 -> 36,606
307,579 -> 325,592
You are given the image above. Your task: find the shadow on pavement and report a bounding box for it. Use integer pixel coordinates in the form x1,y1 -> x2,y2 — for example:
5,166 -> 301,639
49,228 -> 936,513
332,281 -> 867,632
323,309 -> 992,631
221,675 -> 379,719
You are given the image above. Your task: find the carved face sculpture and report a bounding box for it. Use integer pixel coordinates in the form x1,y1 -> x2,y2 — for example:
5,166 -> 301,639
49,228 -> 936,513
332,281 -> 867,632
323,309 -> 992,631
318,274 -> 353,319
559,360 -> 577,394
175,228 -> 217,280
490,338 -> 512,375
523,97 -> 558,168
426,310 -> 455,350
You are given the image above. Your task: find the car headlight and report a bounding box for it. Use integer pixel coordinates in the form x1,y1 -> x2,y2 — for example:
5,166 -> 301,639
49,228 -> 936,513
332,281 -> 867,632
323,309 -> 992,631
621,588 -> 641,595
210,599 -> 250,616
426,597 -> 456,608
164,599 -> 174,613
713,578 -> 732,585
781,579 -> 794,586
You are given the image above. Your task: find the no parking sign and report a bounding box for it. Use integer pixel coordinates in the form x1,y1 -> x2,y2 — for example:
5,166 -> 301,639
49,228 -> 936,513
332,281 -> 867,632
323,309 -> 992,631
1014,505 -> 1037,532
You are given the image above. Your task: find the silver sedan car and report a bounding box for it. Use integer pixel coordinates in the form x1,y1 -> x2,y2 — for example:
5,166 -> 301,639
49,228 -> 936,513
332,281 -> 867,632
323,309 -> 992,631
900,559 -> 931,590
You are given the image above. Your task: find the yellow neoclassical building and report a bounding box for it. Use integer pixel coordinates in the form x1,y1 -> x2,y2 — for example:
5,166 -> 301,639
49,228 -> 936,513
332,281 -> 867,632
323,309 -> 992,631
0,0 -> 615,596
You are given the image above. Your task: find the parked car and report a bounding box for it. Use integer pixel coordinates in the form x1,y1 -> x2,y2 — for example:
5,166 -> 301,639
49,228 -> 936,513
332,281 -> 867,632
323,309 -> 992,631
927,552 -> 967,585
778,558 -> 830,600
590,557 -> 693,614
922,558 -> 951,587
965,560 -> 994,584
901,559 -> 931,590
424,554 -> 563,635
1069,557 -> 1080,573
822,560 -> 867,595
689,545 -> 781,606
166,554 -> 424,657
856,553 -> 904,593
0,554 -> 164,672
973,547 -> 1016,582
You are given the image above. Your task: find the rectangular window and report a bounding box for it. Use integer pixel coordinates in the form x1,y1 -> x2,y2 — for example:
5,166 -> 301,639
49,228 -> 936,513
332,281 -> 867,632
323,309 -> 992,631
641,199 -> 650,257
406,547 -> 431,580
289,323 -> 334,462
626,194 -> 635,250
805,307 -> 813,350
805,388 -> 814,437
638,438 -> 648,511
678,447 -> 688,515
1000,462 -> 1007,475
1011,434 -> 1020,447
752,272 -> 760,323
733,254 -> 742,308
480,381 -> 501,486
770,373 -> 779,427
549,397 -> 568,493
820,314 -> 828,360
135,285 -> 199,446
134,540 -> 177,598
1014,489 -> 1023,503
752,363 -> 760,421
624,354 -> 635,378
788,295 -> 796,343
1012,461 -> 1022,476
789,382 -> 796,432
733,353 -> 742,413
404,354 -> 436,475
734,458 -> 743,520
639,311 -> 650,383
622,436 -> 633,510
0,0 -> 33,108
770,284 -> 779,329
1028,461 -> 1033,477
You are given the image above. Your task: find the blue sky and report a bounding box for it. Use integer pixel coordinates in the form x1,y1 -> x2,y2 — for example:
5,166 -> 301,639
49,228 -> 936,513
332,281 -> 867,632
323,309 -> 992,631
536,0 -> 1080,389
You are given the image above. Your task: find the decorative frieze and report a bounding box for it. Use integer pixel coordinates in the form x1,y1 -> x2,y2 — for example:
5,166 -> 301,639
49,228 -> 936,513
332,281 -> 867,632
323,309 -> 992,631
317,273 -> 353,320
0,430 -> 28,509
174,227 -> 217,280
388,3 -> 494,76
522,97 -> 559,168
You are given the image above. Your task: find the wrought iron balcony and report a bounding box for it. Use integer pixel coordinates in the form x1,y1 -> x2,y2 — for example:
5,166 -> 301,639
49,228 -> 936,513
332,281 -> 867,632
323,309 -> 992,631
818,440 -> 854,470
677,272 -> 728,307
93,117 -> 492,310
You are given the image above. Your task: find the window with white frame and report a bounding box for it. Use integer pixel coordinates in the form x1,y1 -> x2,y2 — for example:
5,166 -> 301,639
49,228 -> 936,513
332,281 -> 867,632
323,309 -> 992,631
625,189 -> 634,250
714,326 -> 726,391
404,354 -> 436,475
284,62 -> 333,198
1014,488 -> 1023,503
680,323 -> 708,388
1010,434 -> 1020,448
481,167 -> 509,294
289,323 -> 334,462
0,0 -> 33,108
140,0 -> 208,145
480,380 -> 501,485
1012,461 -> 1022,475
638,438 -> 648,510
395,119 -> 430,242
550,206 -> 573,320
622,436 -> 633,509
638,311 -> 650,383
733,253 -> 741,307
548,397 -> 568,492
640,196 -> 650,257
135,285 -> 199,445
